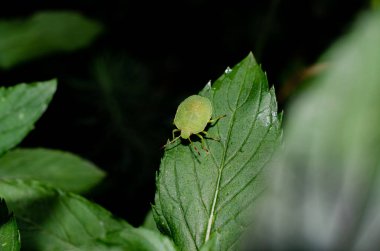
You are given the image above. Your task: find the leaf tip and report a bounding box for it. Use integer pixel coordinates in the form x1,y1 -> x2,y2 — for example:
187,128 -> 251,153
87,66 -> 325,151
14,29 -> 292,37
247,51 -> 258,64
34,79 -> 58,96
46,78 -> 58,92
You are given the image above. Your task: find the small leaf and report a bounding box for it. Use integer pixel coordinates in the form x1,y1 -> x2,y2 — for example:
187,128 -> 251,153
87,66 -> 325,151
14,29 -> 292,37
0,80 -> 57,156
0,199 -> 20,251
154,53 -> 282,250
0,11 -> 103,69
0,148 -> 105,193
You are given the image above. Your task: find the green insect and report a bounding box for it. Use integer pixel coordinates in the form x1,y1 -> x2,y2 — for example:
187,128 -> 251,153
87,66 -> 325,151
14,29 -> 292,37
164,95 -> 225,153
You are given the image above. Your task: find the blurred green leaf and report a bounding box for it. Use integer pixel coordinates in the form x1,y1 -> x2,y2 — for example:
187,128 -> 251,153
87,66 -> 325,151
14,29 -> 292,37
373,0 -> 380,9
154,53 -> 282,250
0,80 -> 56,156
142,210 -> 159,232
249,10 -> 380,250
0,179 -> 126,250
0,148 -> 105,193
86,227 -> 177,251
0,199 -> 20,251
0,11 -> 103,69
0,179 -> 175,250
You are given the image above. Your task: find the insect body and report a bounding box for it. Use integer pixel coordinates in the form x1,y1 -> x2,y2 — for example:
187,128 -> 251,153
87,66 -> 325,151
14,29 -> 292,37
164,95 -> 225,153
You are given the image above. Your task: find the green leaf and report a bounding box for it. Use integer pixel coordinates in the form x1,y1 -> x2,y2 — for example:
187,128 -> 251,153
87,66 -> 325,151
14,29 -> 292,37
154,53 -> 282,250
0,80 -> 57,156
0,148 -> 105,193
0,179 -> 127,250
142,210 -> 160,232
248,10 -> 380,250
0,179 -> 176,251
0,11 -> 103,69
0,199 -> 20,251
86,227 -> 178,251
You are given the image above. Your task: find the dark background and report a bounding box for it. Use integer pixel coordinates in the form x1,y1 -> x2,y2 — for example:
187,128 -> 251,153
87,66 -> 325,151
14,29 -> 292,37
0,0 -> 369,226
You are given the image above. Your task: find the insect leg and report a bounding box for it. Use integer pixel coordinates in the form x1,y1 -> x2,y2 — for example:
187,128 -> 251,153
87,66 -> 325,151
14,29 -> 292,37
172,129 -> 181,140
162,129 -> 181,149
162,135 -> 181,149
202,131 -> 220,141
195,133 -> 209,154
188,137 -> 200,155
208,114 -> 226,124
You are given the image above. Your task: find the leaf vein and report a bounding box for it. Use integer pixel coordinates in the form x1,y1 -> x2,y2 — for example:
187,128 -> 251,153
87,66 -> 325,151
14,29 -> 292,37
60,198 -> 95,239
225,77 -> 235,112
204,64 -> 250,242
158,157 -> 174,237
17,215 -> 79,249
225,81 -> 263,166
191,153 -> 209,215
215,167 -> 261,216
220,123 -> 272,192
215,187 -> 264,232
174,147 -> 197,248
0,87 -> 46,124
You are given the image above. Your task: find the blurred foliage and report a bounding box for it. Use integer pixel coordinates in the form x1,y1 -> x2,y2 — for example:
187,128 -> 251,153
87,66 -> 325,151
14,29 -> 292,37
0,0 -> 371,226
0,11 -> 102,69
142,210 -> 159,232
247,9 -> 380,250
0,180 -> 176,250
0,80 -> 56,155
373,0 -> 380,8
0,148 -> 105,193
64,54 -> 169,222
0,199 -> 20,251
0,79 -> 174,250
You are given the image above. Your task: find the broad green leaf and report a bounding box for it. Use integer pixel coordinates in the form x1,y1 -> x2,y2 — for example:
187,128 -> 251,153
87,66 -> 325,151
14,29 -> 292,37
0,179 -> 176,251
0,199 -> 20,251
0,11 -> 103,69
0,80 -> 56,156
248,10 -> 380,250
0,179 -> 127,250
0,148 -> 105,193
154,53 -> 282,250
0,179 -> 126,250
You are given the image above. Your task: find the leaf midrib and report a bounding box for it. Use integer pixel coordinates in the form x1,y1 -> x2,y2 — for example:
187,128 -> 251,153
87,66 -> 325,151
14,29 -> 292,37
204,115 -> 232,243
204,67 -> 250,243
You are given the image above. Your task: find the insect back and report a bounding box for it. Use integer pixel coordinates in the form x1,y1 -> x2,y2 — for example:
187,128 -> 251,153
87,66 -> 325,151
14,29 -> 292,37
174,95 -> 212,138
164,95 -> 225,154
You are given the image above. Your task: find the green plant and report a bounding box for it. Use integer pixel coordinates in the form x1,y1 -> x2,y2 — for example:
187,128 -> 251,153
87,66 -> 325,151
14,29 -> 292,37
154,53 -> 282,250
0,11 -> 102,69
247,9 -> 380,250
1,8 -> 380,251
0,52 -> 281,250
0,80 -> 176,250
